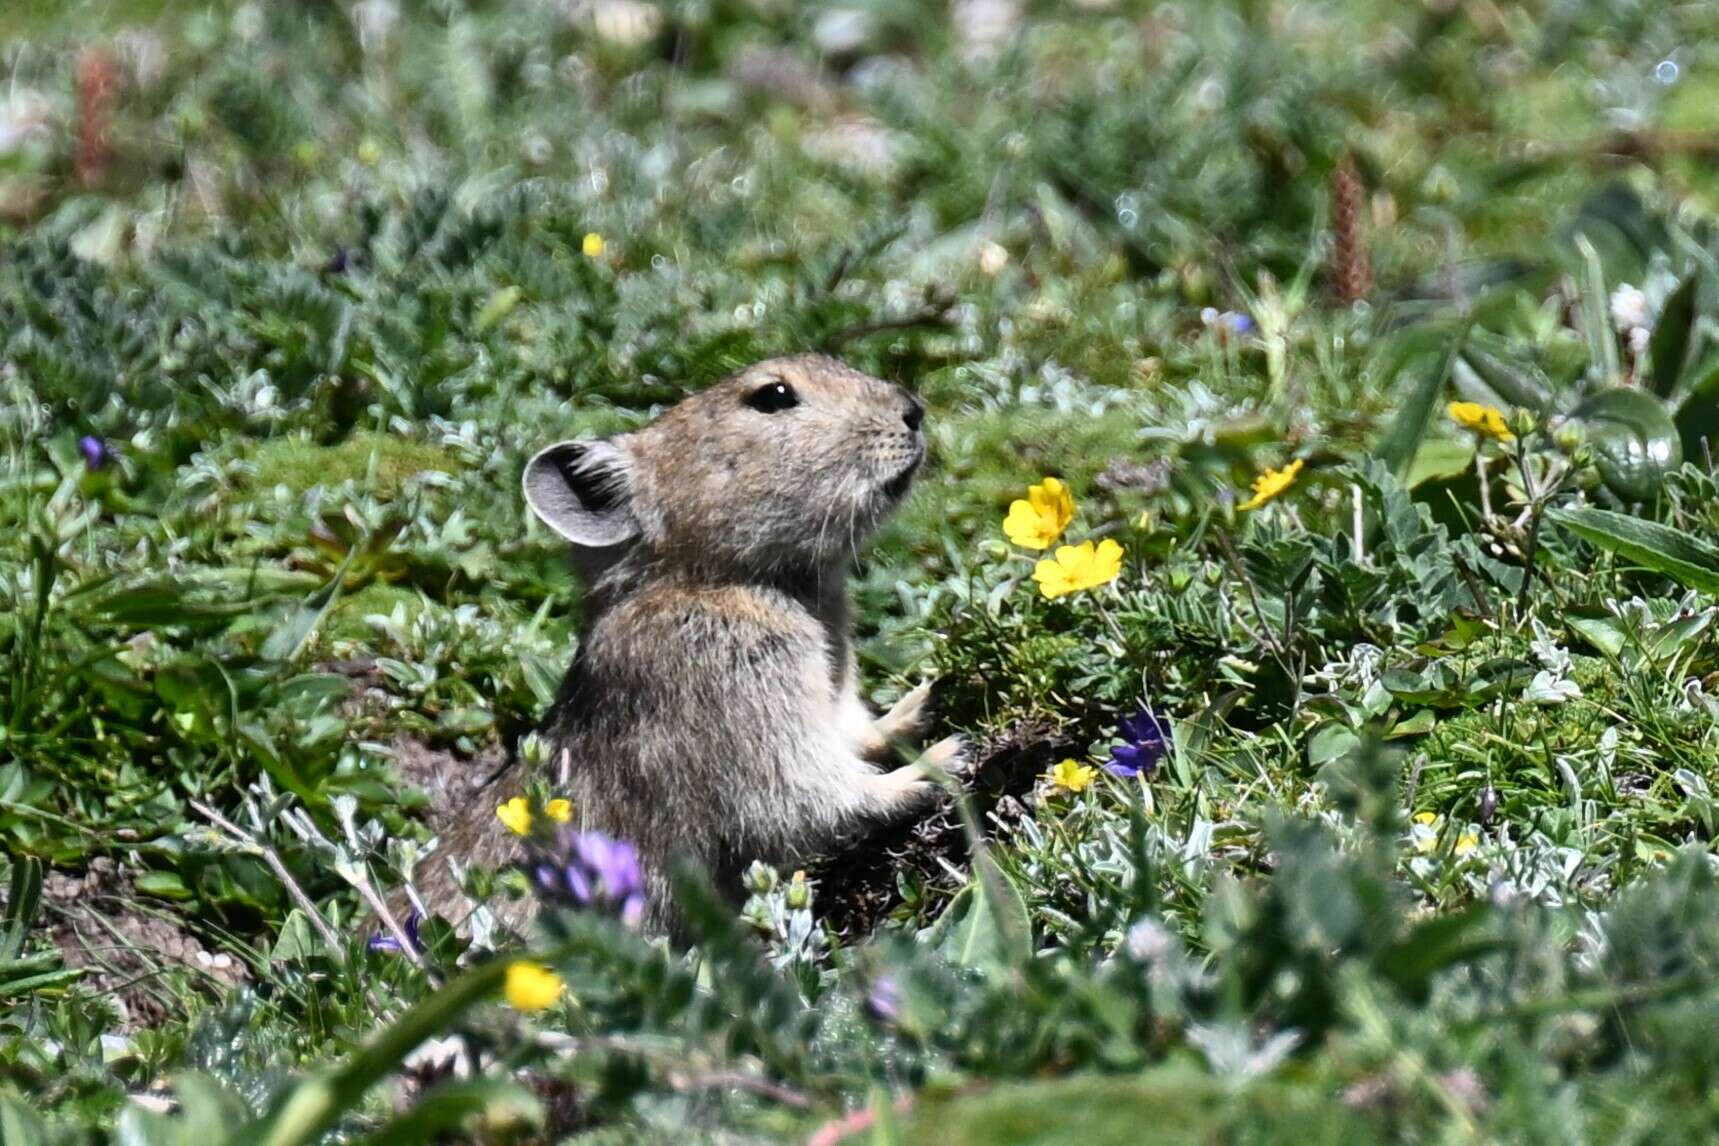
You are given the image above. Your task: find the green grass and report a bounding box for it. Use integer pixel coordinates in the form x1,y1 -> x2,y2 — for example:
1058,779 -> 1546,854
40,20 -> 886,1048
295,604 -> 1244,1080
6,0 -> 1719,1142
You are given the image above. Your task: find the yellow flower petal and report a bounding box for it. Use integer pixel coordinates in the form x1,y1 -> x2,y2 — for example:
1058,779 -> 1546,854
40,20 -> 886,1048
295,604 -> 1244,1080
545,798 -> 573,824
504,960 -> 565,1012
1238,459 -> 1304,511
1003,477 -> 1075,550
1412,811 -> 1438,826
496,797 -> 532,836
1447,401 -> 1514,442
1032,538 -> 1124,599
582,232 -> 606,258
1049,758 -> 1096,794
1454,832 -> 1479,856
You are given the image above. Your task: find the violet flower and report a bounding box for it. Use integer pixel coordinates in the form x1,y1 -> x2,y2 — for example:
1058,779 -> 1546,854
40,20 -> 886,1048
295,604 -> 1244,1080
1106,705 -> 1168,778
367,909 -> 423,954
529,829 -> 648,927
864,973 -> 903,1025
79,435 -> 109,469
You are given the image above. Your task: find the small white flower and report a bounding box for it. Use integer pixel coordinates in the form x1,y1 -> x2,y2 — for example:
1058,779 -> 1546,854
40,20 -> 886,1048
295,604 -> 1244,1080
977,240 -> 1009,277
1125,918 -> 1175,963
1609,283 -> 1649,333
587,0 -> 662,48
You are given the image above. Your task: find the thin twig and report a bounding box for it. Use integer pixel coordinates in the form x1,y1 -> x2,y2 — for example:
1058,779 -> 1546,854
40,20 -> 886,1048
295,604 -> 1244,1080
190,800 -> 344,954
1214,530 -> 1286,659
824,294 -> 956,348
277,806 -> 431,975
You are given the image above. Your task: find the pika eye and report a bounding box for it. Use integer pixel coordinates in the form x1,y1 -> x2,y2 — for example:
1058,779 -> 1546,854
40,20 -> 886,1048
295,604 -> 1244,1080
745,380 -> 799,414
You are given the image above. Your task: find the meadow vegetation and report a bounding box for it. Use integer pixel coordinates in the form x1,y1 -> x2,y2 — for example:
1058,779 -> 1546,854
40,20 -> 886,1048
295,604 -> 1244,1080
5,0 -> 1719,1140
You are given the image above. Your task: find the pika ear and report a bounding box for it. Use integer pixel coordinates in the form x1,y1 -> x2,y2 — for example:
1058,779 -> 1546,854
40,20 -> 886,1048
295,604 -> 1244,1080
522,440 -> 639,549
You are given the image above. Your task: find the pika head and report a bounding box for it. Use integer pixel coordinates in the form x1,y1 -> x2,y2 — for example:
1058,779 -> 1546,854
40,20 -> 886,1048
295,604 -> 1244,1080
523,355 -> 926,578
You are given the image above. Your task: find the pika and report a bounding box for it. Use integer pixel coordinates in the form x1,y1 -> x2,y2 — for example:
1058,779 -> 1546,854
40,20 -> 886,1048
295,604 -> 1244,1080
516,354 -> 966,931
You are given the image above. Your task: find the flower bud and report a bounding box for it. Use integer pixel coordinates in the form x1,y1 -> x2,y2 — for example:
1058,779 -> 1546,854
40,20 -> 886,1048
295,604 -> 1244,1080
743,861 -> 778,895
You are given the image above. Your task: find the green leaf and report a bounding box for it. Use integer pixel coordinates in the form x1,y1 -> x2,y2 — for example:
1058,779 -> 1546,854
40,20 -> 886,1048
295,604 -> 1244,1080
928,854 -> 1030,973
473,285 -> 523,334
261,549 -> 357,663
135,871 -> 193,901
1377,330 -> 1463,478
349,1078 -> 543,1146
1453,343 -> 1554,414
0,1097 -> 50,1146
1403,438 -> 1474,489
1566,614 -> 1626,658
244,957 -> 513,1146
1377,905 -> 1499,1003
1,854 -> 44,962
268,909 -> 325,963
1648,274 -> 1700,398
1575,232 -> 1622,389
1674,356 -> 1719,462
1550,507 -> 1719,595
1570,388 -> 1681,503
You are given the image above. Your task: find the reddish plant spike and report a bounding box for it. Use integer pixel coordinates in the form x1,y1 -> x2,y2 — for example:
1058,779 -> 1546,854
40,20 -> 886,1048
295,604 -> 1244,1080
1331,151 -> 1373,305
74,46 -> 118,188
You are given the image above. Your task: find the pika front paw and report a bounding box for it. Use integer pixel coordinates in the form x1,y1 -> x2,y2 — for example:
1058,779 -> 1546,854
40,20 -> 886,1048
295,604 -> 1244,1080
873,680 -> 935,743
916,733 -> 972,780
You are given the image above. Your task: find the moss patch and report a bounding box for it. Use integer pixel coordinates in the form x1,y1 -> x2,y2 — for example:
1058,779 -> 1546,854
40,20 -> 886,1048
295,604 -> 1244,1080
248,432 -> 462,500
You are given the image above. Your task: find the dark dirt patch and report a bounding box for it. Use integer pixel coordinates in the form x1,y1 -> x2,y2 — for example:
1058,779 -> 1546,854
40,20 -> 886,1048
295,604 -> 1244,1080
386,734 -> 537,933
388,733 -> 512,832
808,720 -> 1080,940
40,858 -> 247,1030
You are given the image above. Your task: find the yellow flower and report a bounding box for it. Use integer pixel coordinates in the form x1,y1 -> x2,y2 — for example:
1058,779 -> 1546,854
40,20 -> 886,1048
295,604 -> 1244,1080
1238,459 -> 1304,511
1003,477 -> 1075,550
545,798 -> 573,824
1049,758 -> 1096,794
1412,811 -> 1438,826
496,797 -> 532,836
504,960 -> 565,1011
1454,831 -> 1479,856
1447,401 -> 1514,442
1033,538 -> 1124,599
582,232 -> 606,258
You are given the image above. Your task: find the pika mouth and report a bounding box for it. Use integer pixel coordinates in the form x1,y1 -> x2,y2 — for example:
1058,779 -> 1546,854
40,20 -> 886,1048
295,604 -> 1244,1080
881,455 -> 921,502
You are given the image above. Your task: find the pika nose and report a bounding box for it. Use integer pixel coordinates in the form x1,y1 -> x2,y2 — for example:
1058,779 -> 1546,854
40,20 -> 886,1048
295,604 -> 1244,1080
901,393 -> 926,432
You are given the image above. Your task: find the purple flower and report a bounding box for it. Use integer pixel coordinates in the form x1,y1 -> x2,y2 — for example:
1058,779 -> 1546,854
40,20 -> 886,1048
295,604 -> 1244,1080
79,435 -> 109,469
529,829 -> 648,926
1106,705 -> 1168,778
864,973 -> 903,1024
367,909 -> 423,954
